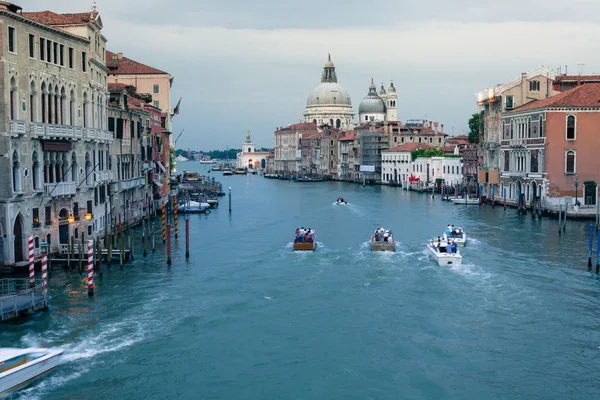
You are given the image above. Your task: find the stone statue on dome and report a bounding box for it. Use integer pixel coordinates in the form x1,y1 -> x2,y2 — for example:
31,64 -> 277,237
245,131 -> 252,143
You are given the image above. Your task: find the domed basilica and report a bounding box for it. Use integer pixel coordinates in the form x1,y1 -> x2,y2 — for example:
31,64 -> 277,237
303,55 -> 398,128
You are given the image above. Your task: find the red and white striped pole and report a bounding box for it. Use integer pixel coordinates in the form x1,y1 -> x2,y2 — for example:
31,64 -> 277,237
87,239 -> 94,297
28,235 -> 35,287
41,252 -> 48,298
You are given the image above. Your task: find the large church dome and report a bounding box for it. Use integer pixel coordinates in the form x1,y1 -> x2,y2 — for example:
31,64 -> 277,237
306,55 -> 352,106
358,79 -> 386,114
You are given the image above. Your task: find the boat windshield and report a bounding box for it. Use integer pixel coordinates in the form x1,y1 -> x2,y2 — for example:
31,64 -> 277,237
0,353 -> 45,373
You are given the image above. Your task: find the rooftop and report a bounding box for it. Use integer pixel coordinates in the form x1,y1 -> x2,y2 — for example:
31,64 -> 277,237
385,143 -> 431,153
508,82 -> 600,113
277,122 -> 318,132
23,10 -> 99,26
554,75 -> 600,82
106,50 -> 168,75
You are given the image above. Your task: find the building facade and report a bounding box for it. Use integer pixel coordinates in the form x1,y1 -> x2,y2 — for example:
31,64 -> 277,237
236,132 -> 269,170
0,3 -> 114,265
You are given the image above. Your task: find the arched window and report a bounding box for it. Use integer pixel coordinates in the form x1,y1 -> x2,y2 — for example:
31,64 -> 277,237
53,85 -> 59,124
71,152 -> 77,183
329,118 -> 333,126
312,119 -> 317,125
60,87 -> 66,125
336,119 -> 341,128
69,89 -> 75,125
566,115 -> 575,140
9,77 -> 17,120
98,95 -> 103,129
32,151 -> 41,191
41,82 -> 47,123
30,81 -> 37,122
12,151 -> 21,192
527,117 -> 532,138
83,92 -> 89,128
85,152 -> 92,186
510,120 -> 514,139
565,150 -> 575,174
539,116 -> 544,137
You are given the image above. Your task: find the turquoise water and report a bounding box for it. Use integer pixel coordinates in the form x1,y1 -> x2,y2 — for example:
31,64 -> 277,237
2,160 -> 600,399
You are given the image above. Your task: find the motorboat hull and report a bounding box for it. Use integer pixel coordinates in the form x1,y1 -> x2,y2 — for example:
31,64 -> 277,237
450,198 -> 480,205
206,199 -> 219,208
371,240 -> 394,252
427,244 -> 463,266
443,233 -> 467,246
293,243 -> 316,251
0,349 -> 63,394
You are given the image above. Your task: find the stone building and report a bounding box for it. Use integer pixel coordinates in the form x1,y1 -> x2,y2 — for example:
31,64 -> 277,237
500,82 -> 600,209
273,122 -> 318,175
0,2 -> 113,265
358,79 -> 397,123
337,131 -> 356,181
304,55 -> 354,130
236,131 -> 269,171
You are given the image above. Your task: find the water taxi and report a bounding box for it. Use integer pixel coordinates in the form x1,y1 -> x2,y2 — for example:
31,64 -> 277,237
371,228 -> 394,252
450,197 -> 479,205
427,240 -> 462,266
293,229 -> 316,251
443,226 -> 467,246
222,167 -> 233,176
211,164 -> 222,172
234,167 -> 247,175
0,347 -> 63,394
179,200 -> 210,214
335,197 -> 347,205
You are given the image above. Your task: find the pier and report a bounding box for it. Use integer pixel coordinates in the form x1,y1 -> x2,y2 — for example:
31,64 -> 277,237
0,279 -> 48,321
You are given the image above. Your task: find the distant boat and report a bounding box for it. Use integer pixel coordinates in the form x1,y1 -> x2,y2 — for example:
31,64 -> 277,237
175,155 -> 188,162
222,167 -> 233,176
427,240 -> 462,266
293,229 -> 316,251
0,347 -> 64,394
179,200 -> 210,214
199,160 -> 216,164
234,167 -> 247,175
296,176 -> 322,182
443,227 -> 467,246
450,197 -> 479,205
212,164 -> 222,171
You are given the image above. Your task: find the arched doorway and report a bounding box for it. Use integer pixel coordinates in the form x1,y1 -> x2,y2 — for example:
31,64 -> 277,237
261,159 -> 266,169
394,169 -> 398,183
13,214 -> 24,262
59,208 -> 70,245
531,181 -> 537,200
248,159 -> 253,169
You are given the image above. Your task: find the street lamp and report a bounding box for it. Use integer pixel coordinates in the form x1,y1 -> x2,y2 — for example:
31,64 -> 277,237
574,175 -> 580,206
85,213 -> 92,221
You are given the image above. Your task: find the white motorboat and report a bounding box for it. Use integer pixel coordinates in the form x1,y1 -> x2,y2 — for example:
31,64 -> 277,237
427,240 -> 463,266
222,167 -> 233,176
335,198 -> 347,205
179,200 -> 210,214
371,228 -> 394,252
0,347 -> 63,394
206,199 -> 219,208
450,197 -> 480,205
443,227 -> 467,246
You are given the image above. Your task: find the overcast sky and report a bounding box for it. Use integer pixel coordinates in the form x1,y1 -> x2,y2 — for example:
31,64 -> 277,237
15,0 -> 600,150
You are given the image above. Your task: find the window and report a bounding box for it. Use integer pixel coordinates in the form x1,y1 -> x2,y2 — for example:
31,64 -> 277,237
539,116 -> 544,137
8,26 -> 16,53
529,80 -> 540,91
504,152 -> 510,171
32,208 -> 40,227
40,38 -> 45,61
153,84 -> 160,94
45,206 -> 52,226
68,47 -> 74,68
153,101 -> 159,108
82,51 -> 87,72
46,40 -> 51,63
108,117 -> 115,135
53,42 -> 58,64
29,34 -> 35,58
59,44 -> 64,66
87,200 -> 93,214
565,151 -> 575,174
566,115 -> 575,140
505,95 -> 514,109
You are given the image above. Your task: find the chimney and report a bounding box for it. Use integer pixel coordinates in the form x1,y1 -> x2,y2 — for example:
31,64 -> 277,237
441,124 -> 444,135
117,52 -> 123,60
434,122 -> 439,134
521,72 -> 527,81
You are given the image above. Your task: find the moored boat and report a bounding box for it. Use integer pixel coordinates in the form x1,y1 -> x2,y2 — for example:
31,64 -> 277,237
293,228 -> 316,251
211,164 -> 222,171
234,167 -> 247,175
427,239 -> 462,266
443,226 -> 467,246
450,197 -> 480,205
206,198 -> 219,208
222,167 -> 233,176
371,227 -> 394,252
296,176 -> 323,182
0,347 -> 63,394
179,200 -> 210,214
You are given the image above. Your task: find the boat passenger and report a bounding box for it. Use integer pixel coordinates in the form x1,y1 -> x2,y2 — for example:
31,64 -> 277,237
295,228 -> 300,235
375,231 -> 380,241
451,242 -> 458,254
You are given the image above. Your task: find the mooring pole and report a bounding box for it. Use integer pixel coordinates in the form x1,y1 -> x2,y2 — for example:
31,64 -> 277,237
563,199 -> 567,233
129,224 -> 134,261
28,235 -> 35,288
229,187 -> 232,213
174,195 -> 178,239
87,240 -> 94,297
67,235 -> 71,270
107,227 -> 112,269
161,199 -> 166,243
143,218 -> 147,257
558,203 -> 562,235
79,237 -> 84,273
185,217 -> 190,259
596,226 -> 600,274
119,217 -> 125,270
503,188 -> 506,212
41,252 -> 48,298
167,222 -> 172,265
588,224 -> 594,269
152,220 -> 156,253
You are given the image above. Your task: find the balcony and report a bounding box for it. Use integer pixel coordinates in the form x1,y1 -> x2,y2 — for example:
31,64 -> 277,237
97,170 -> 114,182
10,120 -> 26,135
500,171 -> 526,179
118,176 -> 145,191
500,137 -> 546,148
44,181 -> 76,197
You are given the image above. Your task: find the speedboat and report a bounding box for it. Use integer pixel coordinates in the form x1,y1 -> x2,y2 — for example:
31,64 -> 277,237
0,347 -> 63,394
222,168 -> 233,176
179,200 -> 210,214
427,240 -> 462,266
293,230 -> 316,251
206,198 -> 219,208
234,167 -> 247,175
450,197 -> 480,205
443,227 -> 467,246
335,198 -> 347,205
371,228 -> 394,252
211,164 -> 222,171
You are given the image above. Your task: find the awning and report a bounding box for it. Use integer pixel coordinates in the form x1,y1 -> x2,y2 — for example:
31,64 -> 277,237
156,161 -> 166,172
153,180 -> 164,188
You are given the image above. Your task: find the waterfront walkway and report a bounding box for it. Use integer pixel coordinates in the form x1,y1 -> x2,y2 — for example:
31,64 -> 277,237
0,279 -> 48,321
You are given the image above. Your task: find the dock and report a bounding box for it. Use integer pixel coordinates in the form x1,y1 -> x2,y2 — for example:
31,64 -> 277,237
0,279 -> 48,321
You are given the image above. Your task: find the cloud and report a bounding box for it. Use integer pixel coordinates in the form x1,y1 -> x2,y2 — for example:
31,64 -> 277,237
11,0 -> 600,150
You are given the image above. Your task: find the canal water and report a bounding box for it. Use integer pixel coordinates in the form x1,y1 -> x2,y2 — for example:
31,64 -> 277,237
2,160 -> 600,400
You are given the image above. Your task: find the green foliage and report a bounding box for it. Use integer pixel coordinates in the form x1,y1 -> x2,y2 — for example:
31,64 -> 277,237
169,147 -> 175,172
411,148 -> 445,161
468,111 -> 483,144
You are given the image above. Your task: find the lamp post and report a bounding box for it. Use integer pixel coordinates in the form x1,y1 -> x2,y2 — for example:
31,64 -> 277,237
574,175 -> 580,207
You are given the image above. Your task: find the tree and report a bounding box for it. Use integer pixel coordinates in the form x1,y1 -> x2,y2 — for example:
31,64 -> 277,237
468,111 -> 483,144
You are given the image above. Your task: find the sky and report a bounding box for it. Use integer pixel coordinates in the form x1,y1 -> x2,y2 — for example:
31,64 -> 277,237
14,0 -> 600,150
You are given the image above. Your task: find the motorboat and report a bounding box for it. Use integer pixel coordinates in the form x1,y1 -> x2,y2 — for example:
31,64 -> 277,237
443,226 -> 467,246
0,347 -> 63,394
296,176 -> 323,182
179,200 -> 210,214
371,228 -> 394,252
206,198 -> 219,208
199,160 -> 216,164
211,164 -> 222,171
234,167 -> 247,175
293,229 -> 316,251
450,197 -> 480,205
427,240 -> 462,266
222,167 -> 233,176
335,198 -> 347,205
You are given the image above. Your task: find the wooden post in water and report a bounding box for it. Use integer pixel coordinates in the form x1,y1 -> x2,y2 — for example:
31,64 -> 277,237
589,224 -> 594,269
87,240 -> 94,297
563,198 -> 568,233
107,227 -> 112,269
67,235 -> 71,270
174,195 -> 178,239
185,217 -> 190,259
161,199 -> 166,243
596,226 -> 600,274
152,220 -> 156,253
79,237 -> 84,273
229,187 -> 232,213
167,222 -> 172,265
143,218 -> 147,257
28,235 -> 35,288
120,218 -> 125,270
128,223 -> 134,261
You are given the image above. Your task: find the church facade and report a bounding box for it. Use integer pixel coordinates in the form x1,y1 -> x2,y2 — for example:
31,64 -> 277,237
358,79 -> 397,123
236,132 -> 270,170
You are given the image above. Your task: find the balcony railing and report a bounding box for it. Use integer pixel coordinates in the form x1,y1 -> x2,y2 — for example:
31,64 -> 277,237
30,123 -> 112,142
44,181 -> 76,197
10,120 -> 26,135
97,170 -> 114,182
500,137 -> 546,147
118,176 -> 145,191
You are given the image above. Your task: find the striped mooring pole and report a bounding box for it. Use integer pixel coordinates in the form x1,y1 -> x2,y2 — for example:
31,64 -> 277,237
87,239 -> 94,297
161,199 -> 166,243
174,195 -> 178,239
28,235 -> 35,287
41,252 -> 48,297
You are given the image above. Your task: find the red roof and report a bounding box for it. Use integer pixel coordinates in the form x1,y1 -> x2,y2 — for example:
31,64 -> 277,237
385,143 -> 431,152
339,131 -> 356,141
107,82 -> 130,92
510,82 -> 600,112
278,122 -> 317,132
106,50 -> 168,75
23,11 -> 98,26
554,75 -> 600,82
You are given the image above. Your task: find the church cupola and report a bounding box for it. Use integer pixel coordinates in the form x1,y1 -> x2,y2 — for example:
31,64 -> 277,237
321,54 -> 338,83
